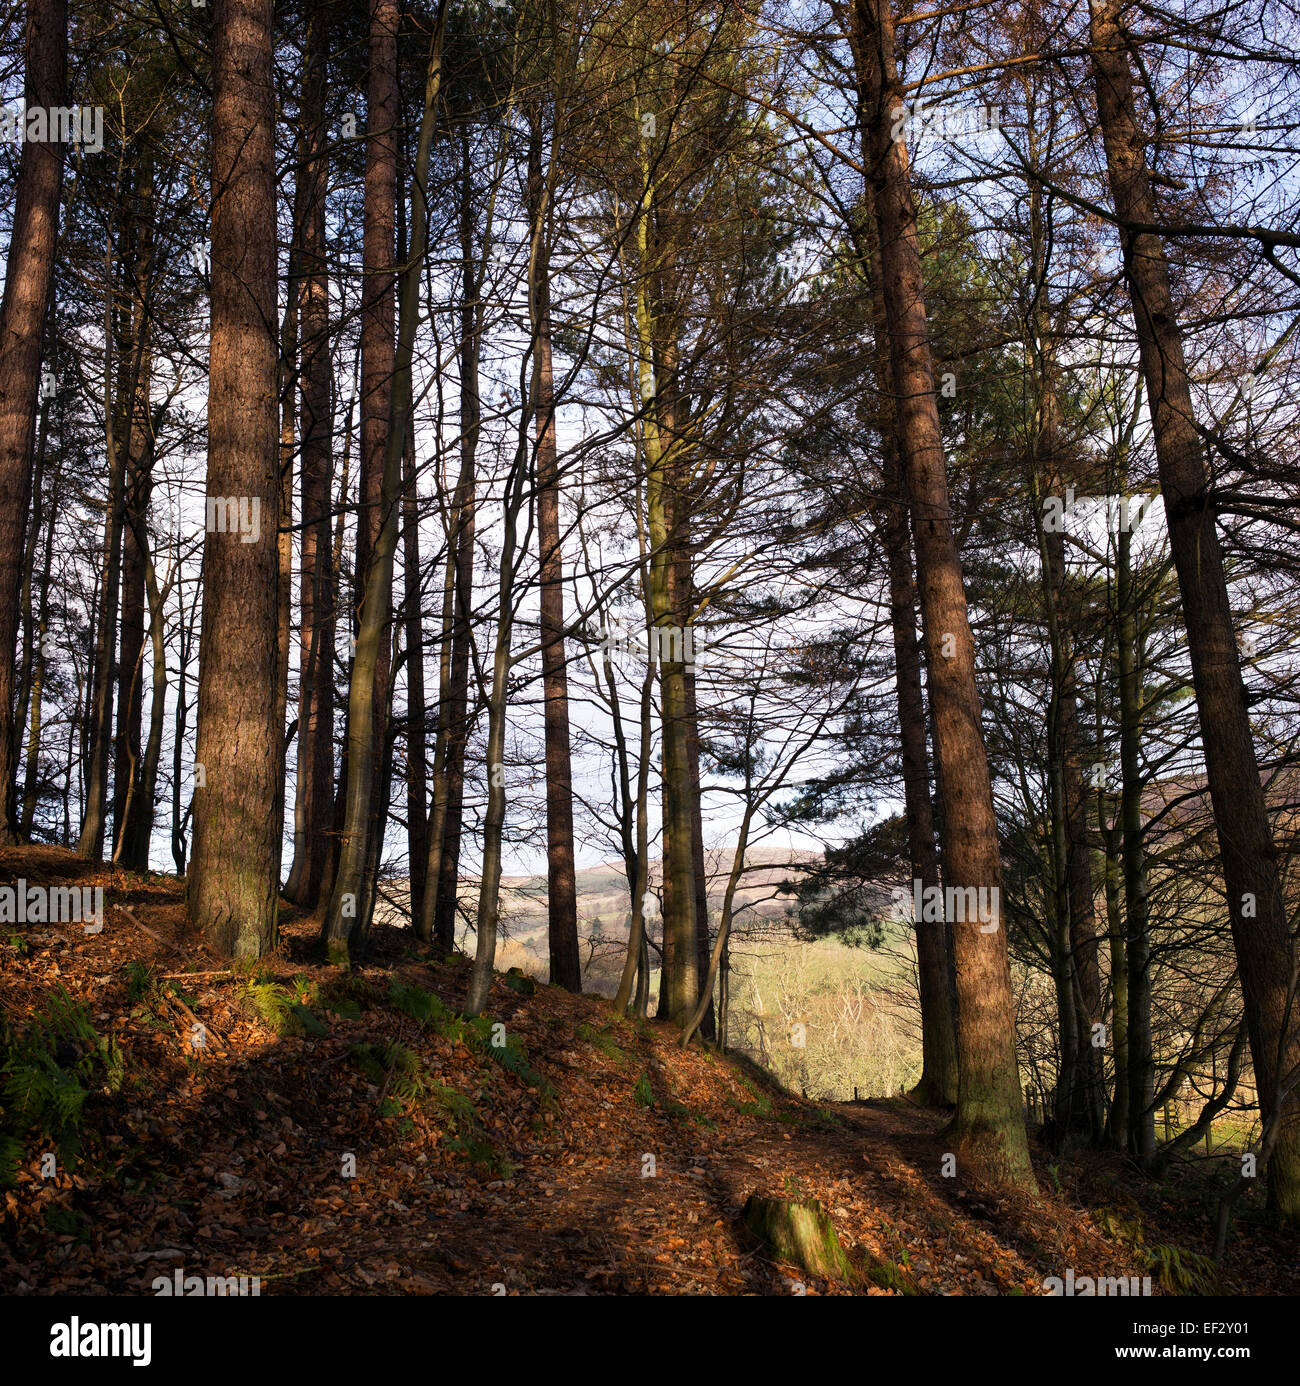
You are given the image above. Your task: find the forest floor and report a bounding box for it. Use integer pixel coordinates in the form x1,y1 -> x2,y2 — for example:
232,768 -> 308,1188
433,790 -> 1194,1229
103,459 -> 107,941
2,845 -> 1295,1296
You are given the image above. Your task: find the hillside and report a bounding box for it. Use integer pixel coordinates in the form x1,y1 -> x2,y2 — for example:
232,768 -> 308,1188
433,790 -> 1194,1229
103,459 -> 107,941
3,846 -> 1294,1298
375,847 -> 855,996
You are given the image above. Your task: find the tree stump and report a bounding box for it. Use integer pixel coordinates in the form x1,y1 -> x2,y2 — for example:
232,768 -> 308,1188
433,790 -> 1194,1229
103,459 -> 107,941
742,1195 -> 854,1281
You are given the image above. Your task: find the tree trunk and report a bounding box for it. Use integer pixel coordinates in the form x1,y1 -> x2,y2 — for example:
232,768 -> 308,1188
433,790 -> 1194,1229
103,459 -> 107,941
857,183 -> 958,1107
464,611 -> 513,1017
186,0 -> 282,959
684,657 -> 715,1039
611,608 -> 656,1016
78,238 -> 132,860
329,0 -> 399,946
113,158 -> 156,871
172,579 -> 199,876
743,1196 -> 854,1282
285,4 -> 335,910
1090,0 -> 1299,1218
885,452 -> 959,1107
1032,442 -> 1102,1143
0,0 -> 65,844
418,495 -> 457,946
401,415 -> 428,927
1116,524 -> 1155,1162
850,0 -> 1034,1190
135,544 -> 168,871
634,149 -> 698,1026
427,126 -> 481,954
21,465 -> 58,835
528,111 -> 581,993
15,374 -> 53,824
324,1 -> 444,959
1103,826 -> 1129,1152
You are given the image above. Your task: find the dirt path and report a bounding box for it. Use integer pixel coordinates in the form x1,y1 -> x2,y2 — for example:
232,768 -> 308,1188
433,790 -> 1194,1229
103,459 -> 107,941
2,846 -> 1293,1296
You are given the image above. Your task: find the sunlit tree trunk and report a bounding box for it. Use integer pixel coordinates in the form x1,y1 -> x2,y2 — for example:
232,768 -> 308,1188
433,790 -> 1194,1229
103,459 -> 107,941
401,416 -> 428,927
850,0 -> 1034,1189
857,186 -> 958,1107
327,0 -> 398,947
187,0 -> 282,958
644,363 -> 698,1024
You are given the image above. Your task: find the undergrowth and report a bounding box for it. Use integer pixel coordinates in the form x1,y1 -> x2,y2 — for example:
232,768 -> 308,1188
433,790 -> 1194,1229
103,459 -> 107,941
0,987 -> 124,1187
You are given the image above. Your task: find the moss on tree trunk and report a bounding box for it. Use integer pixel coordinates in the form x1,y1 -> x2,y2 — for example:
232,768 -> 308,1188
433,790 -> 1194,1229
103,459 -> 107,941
743,1195 -> 854,1282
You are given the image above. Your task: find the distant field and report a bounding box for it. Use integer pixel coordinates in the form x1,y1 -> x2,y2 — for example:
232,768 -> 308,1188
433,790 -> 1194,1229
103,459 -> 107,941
375,849 -> 925,1101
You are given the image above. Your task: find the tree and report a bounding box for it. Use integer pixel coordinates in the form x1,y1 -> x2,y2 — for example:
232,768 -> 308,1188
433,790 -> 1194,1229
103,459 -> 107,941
528,94 -> 582,994
848,0 -> 1035,1191
0,0 -> 66,843
186,0 -> 282,959
1090,0 -> 1300,1221
325,0 -> 447,960
285,3 -> 336,910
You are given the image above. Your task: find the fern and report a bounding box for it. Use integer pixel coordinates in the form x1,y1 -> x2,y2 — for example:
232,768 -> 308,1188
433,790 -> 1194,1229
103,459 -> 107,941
346,1043 -> 512,1172
1146,1242 -> 1219,1295
0,987 -> 123,1185
238,977 -> 326,1037
387,979 -> 451,1028
576,1021 -> 627,1064
123,961 -> 156,1005
348,1041 -> 427,1111
0,1132 -> 22,1188
1093,1205 -> 1217,1294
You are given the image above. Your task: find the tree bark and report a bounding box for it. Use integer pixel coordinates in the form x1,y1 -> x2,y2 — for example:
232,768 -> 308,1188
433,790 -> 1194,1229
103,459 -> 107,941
330,0 -> 399,940
1103,808 -> 1130,1150
79,235 -> 134,860
186,0 -> 282,959
1116,523 -> 1155,1162
1031,390 -> 1103,1143
284,4 -> 335,909
426,125 -> 481,954
683,655 -> 715,1040
634,137 -> 698,1026
850,0 -> 1034,1189
856,183 -> 958,1107
113,157 -> 156,871
21,452 -> 58,835
324,0 -> 444,959
1090,0 -> 1300,1216
528,110 -> 581,992
0,0 -> 65,844
401,415 -> 428,927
